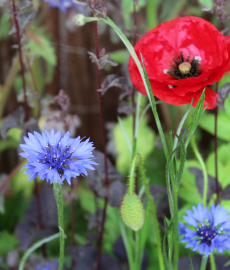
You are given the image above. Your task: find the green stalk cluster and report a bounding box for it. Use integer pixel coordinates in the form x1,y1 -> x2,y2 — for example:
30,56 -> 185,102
73,13 -> 209,270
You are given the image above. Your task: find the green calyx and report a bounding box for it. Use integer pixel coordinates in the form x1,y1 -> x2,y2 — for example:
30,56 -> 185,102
120,193 -> 145,231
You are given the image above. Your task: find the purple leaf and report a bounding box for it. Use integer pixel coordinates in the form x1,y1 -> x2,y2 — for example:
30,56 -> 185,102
99,75 -> 123,96
1,107 -> 24,140
15,185 -> 58,250
86,151 -> 126,207
189,167 -> 222,202
88,50 -> 118,70
67,245 -> 96,270
216,83 -> 230,111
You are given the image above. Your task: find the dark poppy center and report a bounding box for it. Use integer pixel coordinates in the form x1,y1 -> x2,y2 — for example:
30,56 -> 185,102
167,52 -> 201,79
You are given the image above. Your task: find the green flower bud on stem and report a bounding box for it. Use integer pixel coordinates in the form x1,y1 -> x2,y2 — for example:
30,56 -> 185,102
72,14 -> 97,27
120,193 -> 145,231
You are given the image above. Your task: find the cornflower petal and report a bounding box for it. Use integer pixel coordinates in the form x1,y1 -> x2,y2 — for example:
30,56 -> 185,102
208,204 -> 230,226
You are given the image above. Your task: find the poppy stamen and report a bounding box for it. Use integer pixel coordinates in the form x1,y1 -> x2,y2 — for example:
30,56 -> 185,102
167,51 -> 201,79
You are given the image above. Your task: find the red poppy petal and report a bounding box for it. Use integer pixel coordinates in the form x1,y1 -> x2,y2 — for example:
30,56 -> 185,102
225,36 -> 230,46
192,87 -> 218,109
224,36 -> 230,72
130,17 -> 228,86
128,16 -> 223,110
130,70 -> 218,109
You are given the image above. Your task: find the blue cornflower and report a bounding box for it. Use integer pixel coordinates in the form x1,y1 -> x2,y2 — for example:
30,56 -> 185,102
43,0 -> 81,13
179,203 -> 230,257
35,260 -> 58,270
20,129 -> 97,185
35,266 -> 52,270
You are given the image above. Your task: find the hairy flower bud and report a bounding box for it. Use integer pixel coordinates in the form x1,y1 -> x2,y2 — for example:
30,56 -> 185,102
73,14 -> 86,26
120,193 -> 145,231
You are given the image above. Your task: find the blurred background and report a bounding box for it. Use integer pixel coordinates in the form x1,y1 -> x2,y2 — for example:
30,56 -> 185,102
1,0 -> 230,269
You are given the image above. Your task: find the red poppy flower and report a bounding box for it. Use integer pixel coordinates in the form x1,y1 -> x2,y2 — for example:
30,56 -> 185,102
129,16 -> 230,109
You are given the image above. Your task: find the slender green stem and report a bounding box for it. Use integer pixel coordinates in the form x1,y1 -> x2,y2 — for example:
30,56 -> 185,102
132,138 -> 137,158
210,254 -> 216,270
133,153 -> 165,270
129,155 -> 137,195
118,117 -> 132,155
19,233 -> 60,270
139,103 -> 151,123
172,187 -> 179,270
53,182 -> 65,270
134,231 -> 140,269
191,135 -> 208,207
147,0 -> 157,29
146,83 -> 169,159
200,255 -> 208,270
119,221 -> 135,269
165,0 -> 187,21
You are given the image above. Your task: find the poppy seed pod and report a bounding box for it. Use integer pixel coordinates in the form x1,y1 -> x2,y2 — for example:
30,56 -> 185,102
120,193 -> 145,231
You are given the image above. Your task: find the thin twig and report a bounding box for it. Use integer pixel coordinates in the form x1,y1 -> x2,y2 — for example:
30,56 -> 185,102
214,95 -> 219,203
11,0 -> 29,121
214,16 -> 223,203
93,19 -> 109,270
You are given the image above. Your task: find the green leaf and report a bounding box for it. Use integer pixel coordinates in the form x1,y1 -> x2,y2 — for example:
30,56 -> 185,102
103,205 -> 120,255
178,160 -> 202,204
199,78 -> 230,141
173,101 -> 192,152
186,90 -> 206,147
219,72 -> 230,88
205,144 -> 230,189
0,174 -> 6,214
121,0 -> 146,28
0,231 -> 19,255
77,188 -> 95,214
109,49 -> 128,65
198,0 -> 213,9
140,53 -> 169,159
0,11 -> 11,40
199,112 -> 230,141
114,115 -> 155,174
11,160 -> 36,196
25,34 -> 56,66
0,126 -> 22,153
19,233 -> 60,270
7,127 -> 22,142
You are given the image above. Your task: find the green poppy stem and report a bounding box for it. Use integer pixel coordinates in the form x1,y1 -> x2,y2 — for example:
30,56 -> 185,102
128,153 -> 165,270
191,135 -> 208,207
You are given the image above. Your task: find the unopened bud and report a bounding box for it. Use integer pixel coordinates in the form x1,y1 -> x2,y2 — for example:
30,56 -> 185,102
73,14 -> 86,26
120,193 -> 145,231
